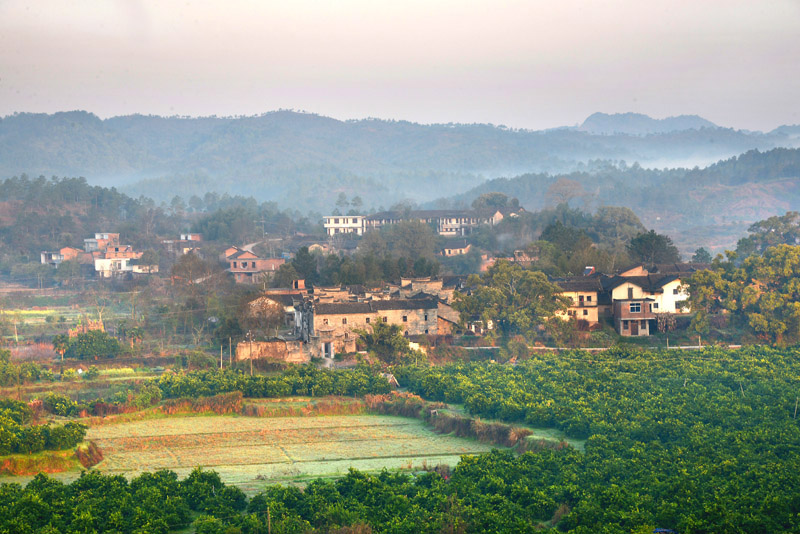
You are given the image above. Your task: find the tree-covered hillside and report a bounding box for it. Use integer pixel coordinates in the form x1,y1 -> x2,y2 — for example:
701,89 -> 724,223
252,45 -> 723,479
579,112 -> 718,135
1,110 -> 797,213
437,148 -> 800,255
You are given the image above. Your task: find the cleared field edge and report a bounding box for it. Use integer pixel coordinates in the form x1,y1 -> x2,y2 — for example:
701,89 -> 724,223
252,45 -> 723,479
84,396 -> 584,449
85,414 -> 420,439
440,403 -> 585,450
85,414 -> 497,486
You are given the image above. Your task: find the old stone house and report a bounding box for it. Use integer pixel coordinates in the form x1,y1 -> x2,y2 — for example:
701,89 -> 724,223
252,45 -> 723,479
311,298 -> 439,359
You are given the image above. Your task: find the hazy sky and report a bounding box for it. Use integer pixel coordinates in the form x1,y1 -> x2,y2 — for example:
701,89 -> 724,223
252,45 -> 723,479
1,0 -> 798,131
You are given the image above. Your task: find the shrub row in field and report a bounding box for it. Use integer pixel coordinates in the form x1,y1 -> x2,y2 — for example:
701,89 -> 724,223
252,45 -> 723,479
0,399 -> 86,455
154,364 -> 392,399
366,392 -> 544,450
0,456 -> 577,534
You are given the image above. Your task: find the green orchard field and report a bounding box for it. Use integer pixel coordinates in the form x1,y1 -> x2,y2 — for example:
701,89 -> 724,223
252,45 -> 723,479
86,414 -> 496,494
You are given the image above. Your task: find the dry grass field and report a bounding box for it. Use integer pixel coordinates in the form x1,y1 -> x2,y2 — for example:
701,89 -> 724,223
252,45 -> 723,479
86,414 -> 496,494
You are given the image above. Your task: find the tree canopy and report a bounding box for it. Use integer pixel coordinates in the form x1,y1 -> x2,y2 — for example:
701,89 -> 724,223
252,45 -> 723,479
686,244 -> 800,343
627,230 -> 681,264
453,261 -> 569,340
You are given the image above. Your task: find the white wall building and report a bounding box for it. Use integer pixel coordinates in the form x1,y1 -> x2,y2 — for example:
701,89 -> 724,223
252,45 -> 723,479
94,257 -> 132,278
323,215 -> 365,236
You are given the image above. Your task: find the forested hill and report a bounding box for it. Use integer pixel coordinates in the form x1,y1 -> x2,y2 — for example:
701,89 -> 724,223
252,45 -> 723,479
1,110 -> 797,213
579,112 -> 718,135
437,148 -> 800,254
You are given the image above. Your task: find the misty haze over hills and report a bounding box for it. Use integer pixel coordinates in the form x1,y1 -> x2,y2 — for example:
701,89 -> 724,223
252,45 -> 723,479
1,110 -> 798,210
431,147 -> 800,256
1,109 -> 799,253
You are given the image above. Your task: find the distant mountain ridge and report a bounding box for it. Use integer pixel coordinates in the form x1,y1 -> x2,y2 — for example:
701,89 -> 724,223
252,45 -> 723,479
579,112 -> 718,135
0,110 -> 798,212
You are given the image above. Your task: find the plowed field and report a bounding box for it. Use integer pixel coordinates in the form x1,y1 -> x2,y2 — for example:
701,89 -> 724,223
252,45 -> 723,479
86,415 -> 495,494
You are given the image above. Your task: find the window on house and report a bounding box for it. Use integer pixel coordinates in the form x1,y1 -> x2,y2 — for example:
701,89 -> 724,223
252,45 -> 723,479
424,314 -> 428,321
242,261 -> 248,268
365,317 -> 370,324
653,303 -> 659,310
402,316 -> 408,322
383,317 -> 387,323
587,295 -> 592,302
673,288 -> 679,295
579,295 -> 584,302
583,309 -> 588,316
641,320 -> 647,329
323,319 -> 329,325
342,318 -> 347,325
628,287 -> 634,299
233,261 -> 237,268
425,329 -> 429,334
344,332 -> 349,339
630,302 -> 641,313
623,320 -> 629,330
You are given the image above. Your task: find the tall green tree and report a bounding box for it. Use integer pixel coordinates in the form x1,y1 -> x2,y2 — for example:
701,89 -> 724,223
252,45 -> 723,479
736,211 -> 800,257
471,192 -> 519,211
453,261 -> 569,340
627,230 -> 681,264
63,330 -> 122,360
691,247 -> 713,263
686,244 -> 800,343
356,321 -> 416,364
382,220 -> 438,260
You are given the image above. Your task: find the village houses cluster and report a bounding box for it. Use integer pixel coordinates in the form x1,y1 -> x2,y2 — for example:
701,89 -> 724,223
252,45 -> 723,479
235,276 -> 464,364
41,232 -> 159,278
235,260 -> 707,365
323,207 -> 523,237
41,208 -> 707,364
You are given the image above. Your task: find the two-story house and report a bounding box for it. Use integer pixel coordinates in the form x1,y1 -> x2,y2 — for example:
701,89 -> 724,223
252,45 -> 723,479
311,298 -> 439,359
227,249 -> 285,284
323,216 -> 366,236
553,276 -> 604,326
605,274 -> 688,335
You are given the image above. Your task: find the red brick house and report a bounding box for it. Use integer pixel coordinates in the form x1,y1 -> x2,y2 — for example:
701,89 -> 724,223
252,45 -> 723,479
228,249 -> 285,284
613,298 -> 657,336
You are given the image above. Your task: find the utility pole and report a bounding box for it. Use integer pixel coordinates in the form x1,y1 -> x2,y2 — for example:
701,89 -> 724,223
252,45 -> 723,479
220,346 -> 223,370
254,218 -> 268,237
247,330 -> 254,376
229,337 -> 232,365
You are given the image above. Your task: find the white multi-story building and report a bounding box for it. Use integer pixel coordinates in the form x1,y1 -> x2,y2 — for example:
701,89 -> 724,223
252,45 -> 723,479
323,215 -> 365,236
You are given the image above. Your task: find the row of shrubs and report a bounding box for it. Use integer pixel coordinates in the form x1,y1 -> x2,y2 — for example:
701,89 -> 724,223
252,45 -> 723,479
0,399 -> 87,456
365,392 -> 568,451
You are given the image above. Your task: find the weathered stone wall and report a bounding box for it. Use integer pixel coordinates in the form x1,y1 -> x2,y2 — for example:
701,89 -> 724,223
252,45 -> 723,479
316,308 -> 438,337
236,340 -> 309,364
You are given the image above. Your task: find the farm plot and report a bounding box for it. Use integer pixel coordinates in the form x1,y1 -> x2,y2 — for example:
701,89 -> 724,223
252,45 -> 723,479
87,415 -> 496,494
